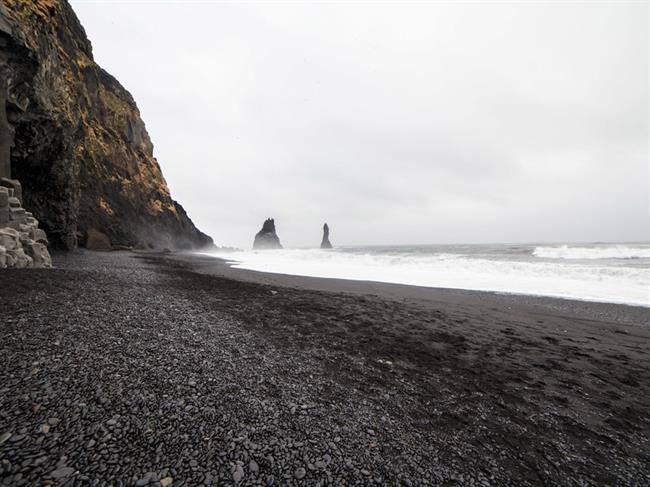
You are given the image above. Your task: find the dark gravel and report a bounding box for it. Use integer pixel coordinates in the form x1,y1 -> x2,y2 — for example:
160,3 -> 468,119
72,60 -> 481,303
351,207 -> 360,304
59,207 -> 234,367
1,250 -> 649,486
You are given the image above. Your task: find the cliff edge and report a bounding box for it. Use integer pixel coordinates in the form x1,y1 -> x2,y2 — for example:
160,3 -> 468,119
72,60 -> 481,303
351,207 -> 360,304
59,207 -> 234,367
0,0 -> 213,250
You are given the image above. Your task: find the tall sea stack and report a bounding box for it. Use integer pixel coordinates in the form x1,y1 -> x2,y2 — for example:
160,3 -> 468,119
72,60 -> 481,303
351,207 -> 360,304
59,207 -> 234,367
253,218 -> 282,249
320,222 -> 332,249
0,0 -> 212,251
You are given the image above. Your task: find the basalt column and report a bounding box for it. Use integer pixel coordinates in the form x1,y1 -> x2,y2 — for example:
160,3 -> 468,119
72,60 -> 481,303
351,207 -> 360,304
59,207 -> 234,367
0,87 -> 11,180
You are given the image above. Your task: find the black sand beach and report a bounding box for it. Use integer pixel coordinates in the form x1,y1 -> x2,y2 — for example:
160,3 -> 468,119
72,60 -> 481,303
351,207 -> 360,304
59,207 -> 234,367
1,251 -> 649,486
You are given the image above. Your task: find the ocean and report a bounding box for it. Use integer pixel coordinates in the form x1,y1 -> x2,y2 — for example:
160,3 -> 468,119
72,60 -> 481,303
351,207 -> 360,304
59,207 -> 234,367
203,243 -> 650,307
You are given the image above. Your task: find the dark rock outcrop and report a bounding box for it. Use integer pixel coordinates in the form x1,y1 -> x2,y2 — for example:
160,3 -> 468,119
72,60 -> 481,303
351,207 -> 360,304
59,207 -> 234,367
0,183 -> 51,268
85,228 -> 111,251
0,0 -> 213,250
320,222 -> 332,249
253,218 -> 282,250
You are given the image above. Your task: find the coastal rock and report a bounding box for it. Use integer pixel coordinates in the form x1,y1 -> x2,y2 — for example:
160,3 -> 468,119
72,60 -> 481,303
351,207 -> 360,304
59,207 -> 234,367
0,177 -> 23,206
50,466 -> 75,479
31,228 -> 48,244
232,464 -> 244,483
6,247 -> 32,268
24,241 -> 51,267
0,227 -> 19,251
0,0 -> 213,251
0,178 -> 21,204
0,188 -> 8,209
0,180 -> 52,268
85,228 -> 112,251
253,218 -> 282,249
320,222 -> 333,249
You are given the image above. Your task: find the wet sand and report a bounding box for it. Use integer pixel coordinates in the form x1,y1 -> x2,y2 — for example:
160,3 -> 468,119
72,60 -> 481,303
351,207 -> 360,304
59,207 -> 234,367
181,252 -> 650,327
1,250 -> 649,485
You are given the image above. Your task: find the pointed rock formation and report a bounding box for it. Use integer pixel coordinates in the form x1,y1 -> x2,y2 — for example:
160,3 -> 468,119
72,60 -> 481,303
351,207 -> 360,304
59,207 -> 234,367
253,218 -> 282,249
320,223 -> 333,249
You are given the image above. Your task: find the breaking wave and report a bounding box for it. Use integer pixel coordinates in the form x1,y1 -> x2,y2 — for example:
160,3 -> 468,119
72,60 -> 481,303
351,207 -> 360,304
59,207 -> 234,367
533,245 -> 650,260
202,244 -> 650,307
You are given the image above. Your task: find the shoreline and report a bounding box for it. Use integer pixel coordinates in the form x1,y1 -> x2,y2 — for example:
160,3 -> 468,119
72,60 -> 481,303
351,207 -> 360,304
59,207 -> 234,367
178,252 -> 650,328
1,250 -> 649,485
191,243 -> 650,310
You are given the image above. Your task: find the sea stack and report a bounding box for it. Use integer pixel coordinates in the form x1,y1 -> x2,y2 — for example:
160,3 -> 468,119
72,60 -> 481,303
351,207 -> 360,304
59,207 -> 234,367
320,223 -> 333,249
253,218 -> 283,249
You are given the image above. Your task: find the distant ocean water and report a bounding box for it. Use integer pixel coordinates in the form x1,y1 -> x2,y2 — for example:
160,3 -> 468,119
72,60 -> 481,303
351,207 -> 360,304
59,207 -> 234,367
203,243 -> 650,307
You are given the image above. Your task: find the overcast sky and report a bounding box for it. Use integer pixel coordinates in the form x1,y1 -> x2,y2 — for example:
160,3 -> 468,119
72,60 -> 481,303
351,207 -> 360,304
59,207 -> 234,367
70,0 -> 648,248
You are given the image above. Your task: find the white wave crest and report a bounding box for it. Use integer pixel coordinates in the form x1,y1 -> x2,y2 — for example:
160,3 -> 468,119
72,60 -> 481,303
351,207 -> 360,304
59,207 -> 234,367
533,245 -> 650,260
202,247 -> 650,307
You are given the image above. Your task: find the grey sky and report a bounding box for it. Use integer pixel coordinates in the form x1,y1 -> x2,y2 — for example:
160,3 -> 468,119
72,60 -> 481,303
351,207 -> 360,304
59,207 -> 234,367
70,0 -> 648,248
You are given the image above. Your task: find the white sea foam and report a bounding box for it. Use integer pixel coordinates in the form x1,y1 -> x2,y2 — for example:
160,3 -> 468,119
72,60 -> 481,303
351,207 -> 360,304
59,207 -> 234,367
202,245 -> 650,307
533,244 -> 650,260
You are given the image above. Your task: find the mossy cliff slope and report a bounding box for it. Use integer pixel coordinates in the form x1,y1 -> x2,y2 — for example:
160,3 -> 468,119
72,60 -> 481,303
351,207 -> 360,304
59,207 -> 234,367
0,0 -> 213,250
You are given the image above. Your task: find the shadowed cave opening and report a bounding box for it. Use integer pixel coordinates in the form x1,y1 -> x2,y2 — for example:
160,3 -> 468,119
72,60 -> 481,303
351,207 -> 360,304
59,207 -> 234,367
5,96 -> 76,249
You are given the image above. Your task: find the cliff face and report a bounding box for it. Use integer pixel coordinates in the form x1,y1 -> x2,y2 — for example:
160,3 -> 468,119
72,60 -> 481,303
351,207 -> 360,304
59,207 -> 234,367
0,0 -> 213,250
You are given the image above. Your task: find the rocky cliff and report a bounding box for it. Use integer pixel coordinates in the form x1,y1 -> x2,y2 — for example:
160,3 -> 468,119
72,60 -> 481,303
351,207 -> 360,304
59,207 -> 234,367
0,0 -> 213,250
